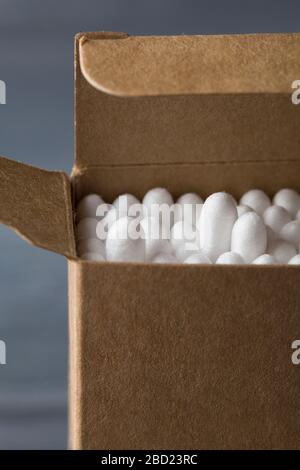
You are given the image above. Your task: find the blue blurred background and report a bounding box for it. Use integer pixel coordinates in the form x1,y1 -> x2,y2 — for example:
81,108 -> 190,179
0,0 -> 299,450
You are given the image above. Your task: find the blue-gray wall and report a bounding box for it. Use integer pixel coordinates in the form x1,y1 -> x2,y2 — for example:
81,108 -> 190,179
0,0 -> 299,449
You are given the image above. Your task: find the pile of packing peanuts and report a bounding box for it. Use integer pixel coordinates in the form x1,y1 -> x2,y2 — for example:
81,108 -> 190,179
76,188 -> 300,265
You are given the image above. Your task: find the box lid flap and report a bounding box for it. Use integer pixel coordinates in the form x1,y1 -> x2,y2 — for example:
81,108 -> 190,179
0,156 -> 76,258
75,32 -> 300,170
79,33 -> 300,96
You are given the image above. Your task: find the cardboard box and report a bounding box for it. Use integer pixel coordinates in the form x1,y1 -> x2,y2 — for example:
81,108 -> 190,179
1,32 -> 300,449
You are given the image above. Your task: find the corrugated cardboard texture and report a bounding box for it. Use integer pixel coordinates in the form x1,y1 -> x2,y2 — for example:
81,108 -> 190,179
79,34 -> 300,96
0,156 -> 75,257
69,261 -> 300,450
75,33 -> 300,169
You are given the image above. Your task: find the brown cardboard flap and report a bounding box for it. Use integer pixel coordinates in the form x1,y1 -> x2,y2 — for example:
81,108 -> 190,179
79,33 -> 300,97
76,33 -> 300,169
0,156 -> 76,258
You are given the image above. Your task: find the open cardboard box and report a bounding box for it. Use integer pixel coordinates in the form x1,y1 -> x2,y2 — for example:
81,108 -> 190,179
0,32 -> 300,449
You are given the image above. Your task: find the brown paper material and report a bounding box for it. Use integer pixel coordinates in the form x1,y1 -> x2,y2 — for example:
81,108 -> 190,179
0,155 -> 75,257
69,261 -> 300,450
75,33 -> 300,170
73,160 -> 300,204
79,33 -> 300,96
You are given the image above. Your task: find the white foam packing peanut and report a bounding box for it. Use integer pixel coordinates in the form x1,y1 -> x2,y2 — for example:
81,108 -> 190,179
76,217 -> 99,240
252,254 -> 276,265
77,194 -> 105,220
171,220 -> 198,251
288,254 -> 300,265
175,243 -> 200,262
140,216 -> 173,261
200,192 -> 238,262
279,220 -> 300,246
265,226 -> 277,243
263,205 -> 292,234
76,188 -> 300,265
267,239 -> 297,264
273,188 -> 300,216
171,220 -> 199,261
237,204 -> 252,218
143,187 -> 174,216
240,189 -> 271,216
184,252 -> 212,264
216,252 -> 244,264
77,238 -> 106,258
231,212 -> 267,263
106,216 -> 145,262
174,193 -> 203,226
113,193 -> 142,218
152,253 -> 177,263
96,206 -> 118,241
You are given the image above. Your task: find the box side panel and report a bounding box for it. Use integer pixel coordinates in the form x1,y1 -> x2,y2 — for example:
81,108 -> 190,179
75,77 -> 300,169
73,160 -> 300,203
70,262 -> 300,450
